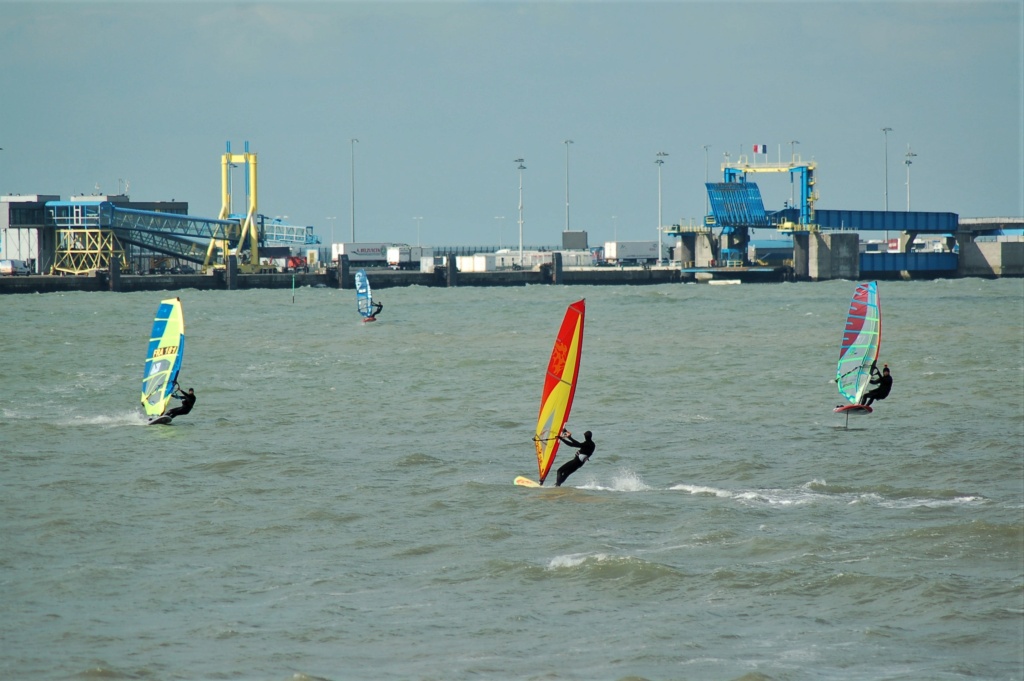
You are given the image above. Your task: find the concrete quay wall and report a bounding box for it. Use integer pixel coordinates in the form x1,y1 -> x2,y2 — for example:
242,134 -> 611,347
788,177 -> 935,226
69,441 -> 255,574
958,239 -> 1024,278
11,240 -> 1018,294
0,266 -> 693,295
808,233 -> 860,281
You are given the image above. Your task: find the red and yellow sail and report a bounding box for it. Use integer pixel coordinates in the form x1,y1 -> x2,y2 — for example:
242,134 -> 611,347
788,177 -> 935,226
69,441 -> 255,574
533,299 -> 585,484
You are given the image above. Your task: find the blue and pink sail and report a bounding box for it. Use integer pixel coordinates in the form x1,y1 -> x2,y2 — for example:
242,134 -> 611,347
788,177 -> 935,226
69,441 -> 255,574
836,282 -> 882,407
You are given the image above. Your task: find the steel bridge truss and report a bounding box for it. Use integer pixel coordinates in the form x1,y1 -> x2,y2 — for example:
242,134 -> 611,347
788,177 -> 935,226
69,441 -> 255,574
102,204 -> 242,266
47,201 -> 252,274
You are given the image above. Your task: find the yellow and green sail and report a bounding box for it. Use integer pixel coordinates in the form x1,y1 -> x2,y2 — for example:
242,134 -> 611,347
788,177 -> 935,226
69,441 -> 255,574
533,299 -> 585,484
141,298 -> 185,417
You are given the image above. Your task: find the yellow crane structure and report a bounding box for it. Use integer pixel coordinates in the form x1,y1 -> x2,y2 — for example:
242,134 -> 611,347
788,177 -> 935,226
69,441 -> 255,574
215,141 -> 262,272
46,141 -> 272,275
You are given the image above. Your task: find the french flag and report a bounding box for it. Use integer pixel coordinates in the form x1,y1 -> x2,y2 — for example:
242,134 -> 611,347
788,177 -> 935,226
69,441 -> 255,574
753,144 -> 767,154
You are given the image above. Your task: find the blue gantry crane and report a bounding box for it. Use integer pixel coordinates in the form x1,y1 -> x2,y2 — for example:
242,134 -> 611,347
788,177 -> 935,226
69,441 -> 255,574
703,153 -> 818,264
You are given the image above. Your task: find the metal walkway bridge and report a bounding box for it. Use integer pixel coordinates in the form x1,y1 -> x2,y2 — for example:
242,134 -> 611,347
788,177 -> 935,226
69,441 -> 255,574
48,201 -> 321,274
102,203 -> 239,265
48,201 -> 251,273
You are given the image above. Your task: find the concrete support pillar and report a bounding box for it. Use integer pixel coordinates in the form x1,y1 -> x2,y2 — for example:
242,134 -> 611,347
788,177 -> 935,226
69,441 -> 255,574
806,232 -> 859,281
226,255 -> 238,290
679,234 -> 696,267
339,255 -> 350,289
899,232 -> 917,253
701,232 -> 718,267
792,233 -> 810,280
446,253 -> 458,287
108,257 -> 121,292
955,231 -> 973,277
551,252 -> 563,284
667,236 -> 682,264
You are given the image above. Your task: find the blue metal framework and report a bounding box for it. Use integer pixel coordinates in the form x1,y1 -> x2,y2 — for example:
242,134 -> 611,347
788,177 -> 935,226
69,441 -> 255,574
705,182 -> 770,231
721,159 -> 817,229
814,209 -> 958,233
861,251 -> 957,272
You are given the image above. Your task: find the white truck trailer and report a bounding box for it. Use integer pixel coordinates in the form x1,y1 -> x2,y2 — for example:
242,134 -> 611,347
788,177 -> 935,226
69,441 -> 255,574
603,241 -> 661,265
331,242 -> 391,265
387,245 -> 433,270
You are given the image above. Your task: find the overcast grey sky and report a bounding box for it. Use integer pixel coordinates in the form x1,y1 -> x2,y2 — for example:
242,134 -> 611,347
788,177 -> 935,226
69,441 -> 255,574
2,1 -> 1021,246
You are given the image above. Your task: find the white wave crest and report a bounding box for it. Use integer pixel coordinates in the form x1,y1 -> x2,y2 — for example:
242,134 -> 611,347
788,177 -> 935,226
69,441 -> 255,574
547,552 -> 612,569
670,484 -> 734,497
56,410 -> 150,427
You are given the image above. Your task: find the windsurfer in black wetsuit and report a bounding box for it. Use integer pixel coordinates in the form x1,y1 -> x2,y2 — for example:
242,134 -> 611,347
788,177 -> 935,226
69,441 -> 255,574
368,300 -> 383,320
859,364 -> 892,406
554,429 -> 595,487
166,384 -> 196,420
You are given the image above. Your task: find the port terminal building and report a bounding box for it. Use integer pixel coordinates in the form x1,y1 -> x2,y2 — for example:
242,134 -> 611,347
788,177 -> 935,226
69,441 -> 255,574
2,148 -> 1021,283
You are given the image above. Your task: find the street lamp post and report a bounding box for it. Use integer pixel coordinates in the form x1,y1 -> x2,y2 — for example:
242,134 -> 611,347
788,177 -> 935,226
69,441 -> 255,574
350,138 -> 358,242
904,145 -> 917,211
564,140 -> 573,232
702,144 -> 710,216
515,159 -> 525,266
494,216 -> 505,249
656,151 -> 668,264
789,140 -> 799,206
325,216 -> 336,258
413,216 -> 423,247
228,163 -> 238,215
880,127 -> 888,241
881,127 -> 892,211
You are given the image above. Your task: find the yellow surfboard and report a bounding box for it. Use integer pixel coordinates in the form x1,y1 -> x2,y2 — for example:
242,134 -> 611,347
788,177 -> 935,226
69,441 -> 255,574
513,475 -> 541,488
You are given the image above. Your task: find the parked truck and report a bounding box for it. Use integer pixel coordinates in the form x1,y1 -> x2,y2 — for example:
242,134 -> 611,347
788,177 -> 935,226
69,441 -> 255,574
387,245 -> 433,270
331,242 -> 391,265
602,241 -> 661,265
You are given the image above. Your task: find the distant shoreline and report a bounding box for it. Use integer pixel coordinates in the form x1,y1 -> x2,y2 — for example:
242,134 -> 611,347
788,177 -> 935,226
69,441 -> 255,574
0,263 -> 1011,295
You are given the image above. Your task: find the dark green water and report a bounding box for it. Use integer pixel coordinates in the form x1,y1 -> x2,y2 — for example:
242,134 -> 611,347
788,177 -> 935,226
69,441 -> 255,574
2,278 -> 1021,680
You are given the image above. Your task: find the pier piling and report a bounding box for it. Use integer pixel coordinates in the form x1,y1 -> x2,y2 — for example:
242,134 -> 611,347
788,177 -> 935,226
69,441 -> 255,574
338,255 -> 350,289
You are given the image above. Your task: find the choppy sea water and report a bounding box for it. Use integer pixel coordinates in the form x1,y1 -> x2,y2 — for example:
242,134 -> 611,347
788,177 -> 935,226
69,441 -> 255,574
1,277 -> 1022,681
